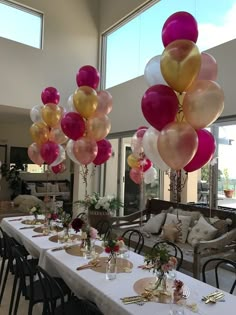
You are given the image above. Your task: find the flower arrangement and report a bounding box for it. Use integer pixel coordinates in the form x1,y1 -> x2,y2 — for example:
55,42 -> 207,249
103,237 -> 125,260
58,210 -> 72,228
71,217 -> 98,240
29,204 -> 43,218
74,192 -> 123,214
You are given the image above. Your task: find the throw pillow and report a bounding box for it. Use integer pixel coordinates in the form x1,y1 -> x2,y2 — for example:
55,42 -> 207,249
205,217 -> 229,238
171,208 -> 201,227
187,216 -> 218,247
143,212 -> 166,234
162,223 -> 180,242
163,213 -> 192,244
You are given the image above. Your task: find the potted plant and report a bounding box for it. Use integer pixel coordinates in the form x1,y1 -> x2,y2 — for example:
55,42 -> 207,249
223,168 -> 234,198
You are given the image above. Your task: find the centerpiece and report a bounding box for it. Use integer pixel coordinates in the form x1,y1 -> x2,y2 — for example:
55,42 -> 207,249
29,204 -> 43,221
74,192 -> 123,228
72,216 -> 98,258
144,244 -> 177,293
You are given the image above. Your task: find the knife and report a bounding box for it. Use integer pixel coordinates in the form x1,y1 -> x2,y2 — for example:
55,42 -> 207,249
19,226 -> 35,229
32,234 -> 48,238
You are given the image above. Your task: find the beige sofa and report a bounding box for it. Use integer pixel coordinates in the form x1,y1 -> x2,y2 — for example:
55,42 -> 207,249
111,199 -> 236,279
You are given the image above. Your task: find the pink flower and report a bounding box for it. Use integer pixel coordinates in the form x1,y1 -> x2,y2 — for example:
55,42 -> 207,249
89,227 -> 98,239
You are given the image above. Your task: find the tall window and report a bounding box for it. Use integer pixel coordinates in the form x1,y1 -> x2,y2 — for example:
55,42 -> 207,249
102,0 -> 236,89
0,0 -> 43,49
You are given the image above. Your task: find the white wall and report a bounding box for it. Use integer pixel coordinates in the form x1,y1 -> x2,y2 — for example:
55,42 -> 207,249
0,0 -> 99,109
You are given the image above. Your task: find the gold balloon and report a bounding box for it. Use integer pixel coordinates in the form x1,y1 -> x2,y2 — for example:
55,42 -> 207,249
158,122 -> 198,170
41,104 -> 62,127
49,127 -> 68,144
30,122 -> 49,145
183,80 -> 224,129
73,86 -> 98,119
86,114 -> 111,141
127,154 -> 140,169
161,39 -> 201,93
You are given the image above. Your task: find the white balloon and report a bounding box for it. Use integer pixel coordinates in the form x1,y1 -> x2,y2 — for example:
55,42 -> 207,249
66,139 -> 81,165
30,104 -> 43,123
144,55 -> 168,87
50,145 -> 66,167
144,166 -> 157,184
143,126 -> 169,171
63,94 -> 75,114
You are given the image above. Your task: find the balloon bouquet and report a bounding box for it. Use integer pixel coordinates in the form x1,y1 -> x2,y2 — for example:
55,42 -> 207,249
29,87 -> 68,175
28,65 -> 113,198
141,11 -> 223,201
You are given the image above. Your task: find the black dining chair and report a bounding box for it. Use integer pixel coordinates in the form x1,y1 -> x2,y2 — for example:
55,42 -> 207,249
95,220 -> 112,240
11,247 -> 71,315
121,229 -> 144,254
37,265 -> 104,315
151,240 -> 183,270
202,257 -> 236,294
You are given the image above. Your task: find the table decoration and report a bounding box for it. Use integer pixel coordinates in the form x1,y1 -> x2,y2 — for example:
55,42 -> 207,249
202,291 -> 225,304
144,243 -> 177,293
48,234 -> 81,243
71,217 -> 98,259
29,204 -> 43,221
21,219 -> 45,225
65,244 -> 103,257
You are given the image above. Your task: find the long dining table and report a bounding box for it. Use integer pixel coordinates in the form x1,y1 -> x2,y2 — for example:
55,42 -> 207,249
1,215 -> 236,315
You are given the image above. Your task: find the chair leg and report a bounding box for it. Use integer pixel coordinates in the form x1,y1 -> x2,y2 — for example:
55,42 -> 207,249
28,301 -> 34,315
0,260 -> 10,304
0,257 -> 7,289
13,280 -> 22,315
9,274 -> 19,315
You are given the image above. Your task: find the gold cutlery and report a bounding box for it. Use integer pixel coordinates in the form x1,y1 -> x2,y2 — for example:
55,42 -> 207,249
77,260 -> 101,270
202,291 -> 224,304
9,218 -> 22,221
120,296 -> 147,305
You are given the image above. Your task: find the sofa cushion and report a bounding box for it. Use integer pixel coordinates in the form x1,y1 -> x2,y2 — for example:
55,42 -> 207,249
187,216 -> 218,247
162,223 -> 180,242
205,217 -> 229,238
13,195 -> 45,213
172,208 -> 201,227
143,212 -> 166,234
162,213 -> 191,244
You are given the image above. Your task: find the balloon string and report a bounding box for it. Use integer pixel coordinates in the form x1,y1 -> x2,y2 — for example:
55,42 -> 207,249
167,169 -> 188,204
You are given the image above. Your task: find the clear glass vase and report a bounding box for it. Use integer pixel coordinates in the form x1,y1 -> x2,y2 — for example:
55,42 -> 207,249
106,253 -> 117,280
153,271 -> 167,292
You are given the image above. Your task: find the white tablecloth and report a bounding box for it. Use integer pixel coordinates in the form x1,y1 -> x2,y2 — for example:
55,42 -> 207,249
2,216 -> 236,315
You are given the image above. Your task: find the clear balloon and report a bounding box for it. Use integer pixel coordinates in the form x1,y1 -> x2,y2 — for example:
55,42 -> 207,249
93,139 -> 112,165
40,141 -> 60,165
41,104 -> 62,128
184,129 -> 216,172
73,137 -> 98,165
66,139 -> 81,165
160,40 -> 201,93
183,80 -> 224,129
50,144 -> 66,167
141,84 -> 179,131
144,55 -> 168,87
142,127 -> 169,171
95,90 -> 113,115
144,166 -> 157,184
86,114 -> 111,141
41,87 -> 60,105
30,105 -> 43,123
63,94 -> 75,114
49,127 -> 68,144
197,52 -> 218,81
162,11 -> 198,47
61,112 -> 86,140
129,168 -> 142,185
30,122 -> 50,145
131,131 -> 144,158
27,143 -> 44,166
73,86 -> 98,119
158,122 -> 198,170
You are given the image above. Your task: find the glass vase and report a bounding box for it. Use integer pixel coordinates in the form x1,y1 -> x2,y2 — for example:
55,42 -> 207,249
106,253 -> 117,280
153,271 -> 167,292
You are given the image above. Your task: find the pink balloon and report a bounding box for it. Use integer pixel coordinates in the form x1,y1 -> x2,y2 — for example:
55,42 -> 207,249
184,129 -> 216,172
61,112 -> 86,140
93,139 -> 112,165
73,137 -> 98,165
95,90 -> 113,115
41,87 -> 60,105
141,84 -> 179,131
139,158 -> 152,172
162,11 -> 198,47
129,168 -> 142,185
76,65 -> 100,90
28,143 -> 44,166
197,52 -> 218,81
51,162 -> 66,174
136,127 -> 148,138
40,141 -> 59,165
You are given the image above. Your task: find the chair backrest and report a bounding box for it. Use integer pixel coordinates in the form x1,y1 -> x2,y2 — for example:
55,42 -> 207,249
151,240 -> 183,270
202,257 -> 236,294
95,220 -> 112,240
37,266 -> 65,315
121,229 -> 144,254
76,212 -> 86,219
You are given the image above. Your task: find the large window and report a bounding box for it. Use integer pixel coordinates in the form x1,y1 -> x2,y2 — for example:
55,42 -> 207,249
0,0 -> 43,49
102,0 -> 236,89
